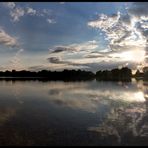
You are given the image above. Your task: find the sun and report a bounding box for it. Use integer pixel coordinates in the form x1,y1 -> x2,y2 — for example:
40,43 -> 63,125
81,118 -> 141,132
120,50 -> 145,63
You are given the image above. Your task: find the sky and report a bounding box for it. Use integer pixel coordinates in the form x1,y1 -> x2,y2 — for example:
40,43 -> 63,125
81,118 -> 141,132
0,2 -> 147,72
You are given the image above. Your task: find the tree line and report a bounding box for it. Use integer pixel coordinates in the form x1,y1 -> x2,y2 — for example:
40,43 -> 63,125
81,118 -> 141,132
0,67 -> 147,81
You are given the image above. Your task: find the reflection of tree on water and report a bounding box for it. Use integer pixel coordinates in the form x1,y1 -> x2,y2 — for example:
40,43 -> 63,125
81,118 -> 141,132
136,83 -> 148,140
0,80 -> 148,145
88,81 -> 148,145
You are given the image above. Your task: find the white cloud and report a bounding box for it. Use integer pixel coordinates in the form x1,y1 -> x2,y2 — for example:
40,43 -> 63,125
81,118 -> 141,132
49,40 -> 99,54
88,12 -> 144,51
47,39 -> 141,71
73,40 -> 99,51
26,7 -> 36,15
3,3 -> 55,24
47,18 -> 56,24
88,12 -> 120,31
10,7 -> 25,22
10,3 -> 146,72
43,9 -> 51,15
3,2 -> 15,9
47,40 -> 100,71
0,28 -> 18,48
88,3 -> 148,70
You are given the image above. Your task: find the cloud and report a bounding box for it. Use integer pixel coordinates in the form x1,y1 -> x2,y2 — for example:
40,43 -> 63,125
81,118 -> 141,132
26,7 -> 36,16
8,49 -> 25,70
46,55 -> 136,72
84,54 -> 105,58
28,63 -> 89,72
73,40 -> 98,51
47,40 -> 103,71
88,12 -> 138,51
10,7 -> 25,22
47,37 -> 144,71
49,40 -> 99,53
36,80 -> 145,114
0,48 -> 25,71
88,9 -> 147,49
47,56 -> 79,66
46,55 -> 96,71
3,3 -> 55,24
84,52 -> 111,59
30,55 -> 138,72
88,3 -> 148,70
49,46 -> 77,53
0,29 -> 19,48
28,65 -> 46,71
128,2 -> 148,18
42,9 -> 52,16
10,6 -> 38,22
47,18 -> 56,24
88,12 -> 120,30
2,2 -> 15,9
47,56 -> 62,64
119,13 -> 131,26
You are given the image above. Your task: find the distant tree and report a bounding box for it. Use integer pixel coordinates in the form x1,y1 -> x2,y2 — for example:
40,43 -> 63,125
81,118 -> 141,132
96,67 -> 131,81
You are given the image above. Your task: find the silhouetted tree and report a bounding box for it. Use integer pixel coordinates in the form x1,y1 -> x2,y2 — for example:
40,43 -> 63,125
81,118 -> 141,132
134,70 -> 144,78
0,67 -> 134,82
96,67 -> 132,81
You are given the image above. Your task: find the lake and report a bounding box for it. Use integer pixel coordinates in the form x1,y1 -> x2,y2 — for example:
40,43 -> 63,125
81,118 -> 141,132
0,79 -> 148,146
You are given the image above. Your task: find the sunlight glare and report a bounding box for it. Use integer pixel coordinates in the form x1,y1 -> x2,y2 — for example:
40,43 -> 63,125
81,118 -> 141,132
120,50 -> 145,63
133,91 -> 145,102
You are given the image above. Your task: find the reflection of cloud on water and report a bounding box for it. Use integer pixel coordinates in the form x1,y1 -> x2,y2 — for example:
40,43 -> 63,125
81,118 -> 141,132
45,81 -> 146,113
43,81 -> 89,91
43,80 -> 148,144
49,94 -> 99,113
87,103 -> 147,145
0,80 -> 148,145
0,80 -> 146,114
0,81 -> 25,126
0,107 -> 18,126
48,89 -> 62,96
0,108 -> 15,123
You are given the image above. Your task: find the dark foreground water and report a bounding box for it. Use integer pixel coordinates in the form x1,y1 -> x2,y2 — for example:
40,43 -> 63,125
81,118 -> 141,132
0,79 -> 148,146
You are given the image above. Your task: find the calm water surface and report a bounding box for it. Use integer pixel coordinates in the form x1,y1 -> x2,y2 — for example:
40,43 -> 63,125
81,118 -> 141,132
0,79 -> 148,146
